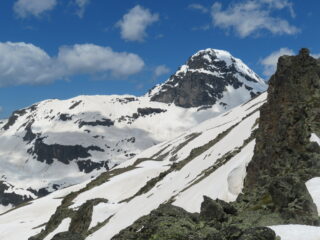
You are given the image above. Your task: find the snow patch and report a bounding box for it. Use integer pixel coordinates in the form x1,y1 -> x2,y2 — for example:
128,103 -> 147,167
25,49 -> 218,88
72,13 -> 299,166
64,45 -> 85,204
310,133 -> 320,146
306,177 -> 320,216
270,225 -> 320,240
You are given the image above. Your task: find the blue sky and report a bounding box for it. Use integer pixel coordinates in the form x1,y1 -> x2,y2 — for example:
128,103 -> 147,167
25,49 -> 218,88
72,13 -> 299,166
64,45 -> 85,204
0,0 -> 319,118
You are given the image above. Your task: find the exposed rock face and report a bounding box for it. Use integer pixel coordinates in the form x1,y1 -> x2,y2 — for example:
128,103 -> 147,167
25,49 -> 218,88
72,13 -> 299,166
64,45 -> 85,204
149,49 -> 267,108
29,138 -> 104,166
244,48 -> 320,225
78,118 -> 114,128
0,181 -> 33,207
112,197 -> 276,240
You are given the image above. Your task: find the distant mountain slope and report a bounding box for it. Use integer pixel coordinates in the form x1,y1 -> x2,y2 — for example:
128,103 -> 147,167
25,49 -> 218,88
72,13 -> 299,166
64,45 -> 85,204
0,49 -> 267,210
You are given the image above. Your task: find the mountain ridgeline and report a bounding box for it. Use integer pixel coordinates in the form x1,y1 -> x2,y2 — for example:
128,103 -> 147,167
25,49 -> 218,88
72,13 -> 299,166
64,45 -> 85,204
0,48 -> 267,210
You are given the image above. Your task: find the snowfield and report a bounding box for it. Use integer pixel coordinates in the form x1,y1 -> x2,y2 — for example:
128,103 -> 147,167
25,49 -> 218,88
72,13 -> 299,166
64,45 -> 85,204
270,225 -> 320,240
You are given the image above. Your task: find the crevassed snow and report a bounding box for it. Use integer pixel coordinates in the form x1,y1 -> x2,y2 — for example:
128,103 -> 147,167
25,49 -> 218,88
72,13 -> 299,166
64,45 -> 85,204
306,177 -> 320,216
270,225 -> 320,240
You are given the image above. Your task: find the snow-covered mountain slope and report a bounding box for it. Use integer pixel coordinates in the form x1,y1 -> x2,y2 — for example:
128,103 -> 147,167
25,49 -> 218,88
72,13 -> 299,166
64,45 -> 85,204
148,48 -> 266,108
0,92 -> 267,240
0,49 -> 267,209
0,91 -> 318,240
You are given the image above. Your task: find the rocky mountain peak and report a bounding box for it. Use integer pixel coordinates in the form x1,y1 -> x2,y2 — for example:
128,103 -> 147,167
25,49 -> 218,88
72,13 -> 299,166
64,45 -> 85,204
148,48 -> 267,108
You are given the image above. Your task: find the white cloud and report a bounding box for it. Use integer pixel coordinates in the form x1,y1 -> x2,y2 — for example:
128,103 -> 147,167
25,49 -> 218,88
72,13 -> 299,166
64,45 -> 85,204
14,0 -> 57,18
117,5 -> 159,42
0,42 -> 145,87
154,65 -> 170,78
211,0 -> 299,38
75,0 -> 90,18
260,48 -> 294,76
188,4 -> 208,13
58,44 -> 145,77
0,42 -> 58,86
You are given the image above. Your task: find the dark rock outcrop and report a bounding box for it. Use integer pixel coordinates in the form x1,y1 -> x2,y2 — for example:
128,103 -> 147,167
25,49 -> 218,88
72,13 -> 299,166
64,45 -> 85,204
2,104 -> 37,130
78,118 -> 114,128
77,159 -> 109,173
28,138 -> 104,167
132,108 -> 167,119
244,48 -> 320,225
0,181 -> 33,207
69,100 -> 82,110
23,122 -> 37,143
238,227 -> 276,240
59,114 -> 73,121
112,197 -> 276,240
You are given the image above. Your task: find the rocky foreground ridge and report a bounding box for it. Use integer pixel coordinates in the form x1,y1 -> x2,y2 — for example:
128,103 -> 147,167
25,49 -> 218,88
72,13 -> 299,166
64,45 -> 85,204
111,49 -> 320,240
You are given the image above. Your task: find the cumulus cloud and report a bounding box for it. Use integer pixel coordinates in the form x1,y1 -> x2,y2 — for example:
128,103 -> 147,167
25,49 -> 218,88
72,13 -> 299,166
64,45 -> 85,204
14,0 -> 57,18
75,0 -> 90,18
58,44 -> 145,77
211,0 -> 299,38
117,5 -> 159,42
154,65 -> 170,78
260,48 -> 294,76
188,4 -> 208,13
0,42 -> 58,86
0,42 -> 145,87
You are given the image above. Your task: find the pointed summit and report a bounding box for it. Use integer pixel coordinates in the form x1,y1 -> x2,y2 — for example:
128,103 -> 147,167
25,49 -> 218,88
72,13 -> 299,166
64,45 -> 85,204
148,49 -> 267,108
